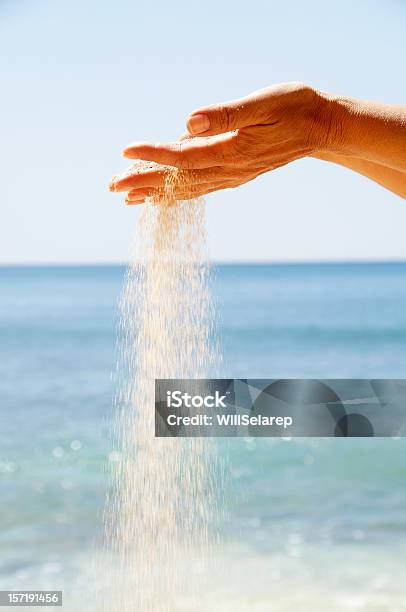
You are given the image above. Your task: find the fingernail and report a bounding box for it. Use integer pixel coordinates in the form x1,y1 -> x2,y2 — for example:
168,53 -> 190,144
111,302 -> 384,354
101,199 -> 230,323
187,113 -> 210,135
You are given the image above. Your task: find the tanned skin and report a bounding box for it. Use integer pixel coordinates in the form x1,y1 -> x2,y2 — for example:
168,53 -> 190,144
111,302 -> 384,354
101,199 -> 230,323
109,82 -> 406,202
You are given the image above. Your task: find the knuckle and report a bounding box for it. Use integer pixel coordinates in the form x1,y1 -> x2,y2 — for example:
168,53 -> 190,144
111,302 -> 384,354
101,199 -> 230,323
216,105 -> 232,132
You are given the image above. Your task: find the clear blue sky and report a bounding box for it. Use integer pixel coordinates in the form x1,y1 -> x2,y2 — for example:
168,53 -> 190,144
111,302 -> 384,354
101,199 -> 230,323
1,0 -> 405,263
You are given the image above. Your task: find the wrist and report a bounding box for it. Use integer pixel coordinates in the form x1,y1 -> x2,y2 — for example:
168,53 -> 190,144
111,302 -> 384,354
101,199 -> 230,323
310,89 -> 355,156
313,92 -> 395,159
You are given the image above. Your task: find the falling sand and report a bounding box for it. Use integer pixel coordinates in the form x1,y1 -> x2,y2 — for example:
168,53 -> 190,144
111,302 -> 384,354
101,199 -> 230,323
98,166 -> 222,611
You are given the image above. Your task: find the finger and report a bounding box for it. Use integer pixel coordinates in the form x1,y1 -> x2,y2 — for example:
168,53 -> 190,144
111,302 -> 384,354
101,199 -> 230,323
112,165 -> 232,193
125,166 -> 240,195
125,196 -> 146,205
126,180 -> 234,205
113,153 -> 247,195
127,180 -> 229,202
126,181 -> 220,201
186,84 -> 289,136
126,187 -> 155,201
122,132 -> 239,170
109,164 -> 170,192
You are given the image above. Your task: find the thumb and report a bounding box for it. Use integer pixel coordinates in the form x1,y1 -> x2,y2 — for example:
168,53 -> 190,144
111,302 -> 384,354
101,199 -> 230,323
186,89 -> 271,136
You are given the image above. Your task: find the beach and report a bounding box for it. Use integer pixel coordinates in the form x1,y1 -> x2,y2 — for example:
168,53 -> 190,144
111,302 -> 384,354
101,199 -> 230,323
1,263 -> 406,610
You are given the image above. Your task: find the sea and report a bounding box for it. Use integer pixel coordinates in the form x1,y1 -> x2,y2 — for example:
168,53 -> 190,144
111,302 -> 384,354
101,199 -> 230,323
1,263 -> 406,611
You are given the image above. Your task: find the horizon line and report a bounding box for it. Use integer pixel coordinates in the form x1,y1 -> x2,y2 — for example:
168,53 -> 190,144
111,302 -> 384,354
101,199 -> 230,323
2,258 -> 406,268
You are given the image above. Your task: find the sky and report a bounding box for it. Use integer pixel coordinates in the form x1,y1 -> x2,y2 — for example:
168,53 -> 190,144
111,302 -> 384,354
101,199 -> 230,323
0,0 -> 405,263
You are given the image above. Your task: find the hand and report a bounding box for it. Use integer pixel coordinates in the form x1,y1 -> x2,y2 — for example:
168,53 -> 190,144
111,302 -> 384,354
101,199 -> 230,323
109,82 -> 336,204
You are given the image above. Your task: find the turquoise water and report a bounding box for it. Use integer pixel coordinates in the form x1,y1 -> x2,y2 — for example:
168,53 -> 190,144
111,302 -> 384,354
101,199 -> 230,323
1,263 -> 406,610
